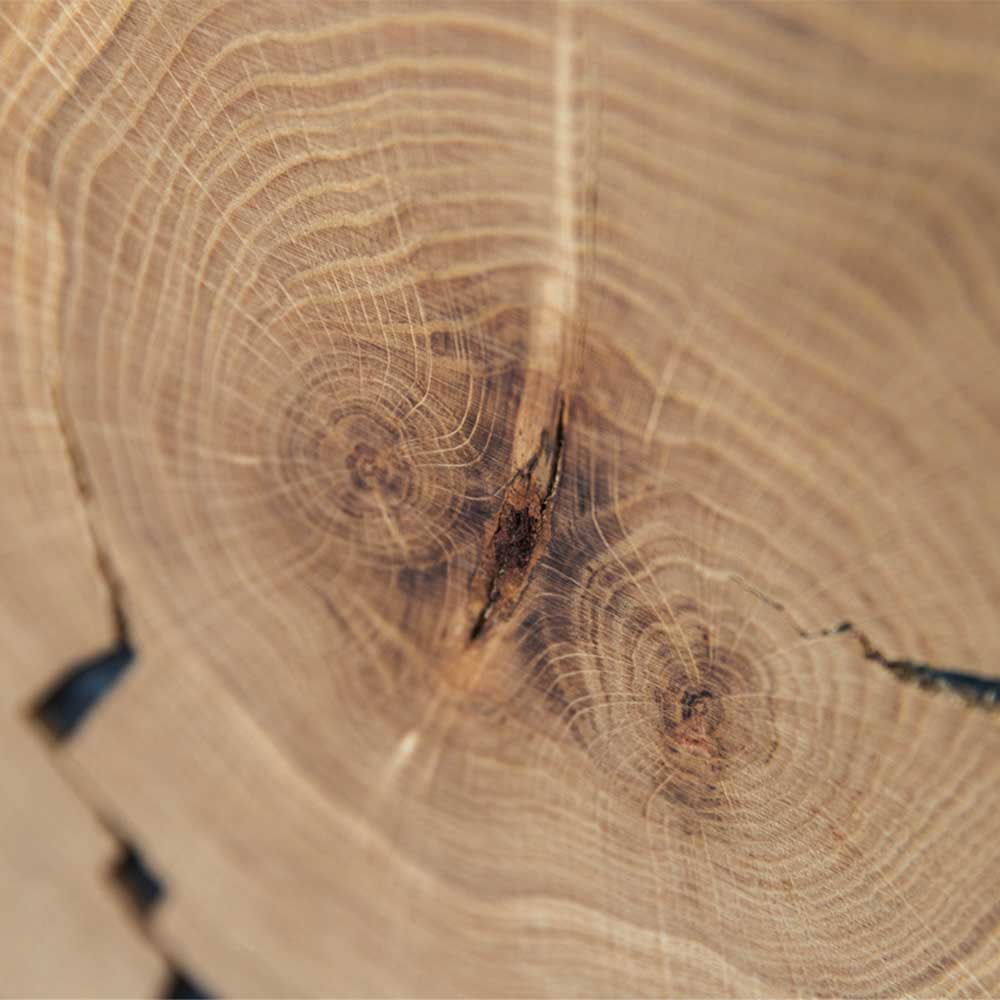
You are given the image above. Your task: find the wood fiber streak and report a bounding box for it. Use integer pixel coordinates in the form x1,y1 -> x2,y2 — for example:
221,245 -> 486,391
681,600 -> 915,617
2,2 -> 1000,997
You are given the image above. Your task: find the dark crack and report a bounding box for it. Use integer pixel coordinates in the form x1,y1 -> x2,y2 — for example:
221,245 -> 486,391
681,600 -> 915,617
33,377 -> 135,738
540,394 -> 567,513
40,378 -> 216,995
735,578 -> 999,711
111,840 -> 165,917
49,375 -> 131,643
470,396 -> 566,641
107,837 -> 216,998
804,620 -> 1000,710
33,640 -> 134,740
163,968 -> 215,999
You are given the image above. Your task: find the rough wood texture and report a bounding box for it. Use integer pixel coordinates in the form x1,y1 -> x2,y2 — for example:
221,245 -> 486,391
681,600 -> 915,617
3,2 -> 1000,997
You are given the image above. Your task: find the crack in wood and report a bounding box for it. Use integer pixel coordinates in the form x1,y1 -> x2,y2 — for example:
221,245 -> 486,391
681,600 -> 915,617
33,697 -> 217,997
470,397 -> 566,641
32,641 -> 135,740
163,968 -> 214,1000
33,376 -> 136,737
49,374 -> 132,642
38,380 -> 215,997
107,838 -> 216,999
806,620 -> 1000,711
110,839 -> 165,917
735,579 -> 999,710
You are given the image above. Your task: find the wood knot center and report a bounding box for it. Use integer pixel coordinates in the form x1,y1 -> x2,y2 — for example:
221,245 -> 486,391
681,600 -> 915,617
680,688 -> 714,721
345,441 -> 407,499
267,353 -> 472,567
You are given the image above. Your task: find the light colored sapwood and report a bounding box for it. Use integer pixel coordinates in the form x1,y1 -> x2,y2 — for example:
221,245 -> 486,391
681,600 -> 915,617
2,2 -> 1000,996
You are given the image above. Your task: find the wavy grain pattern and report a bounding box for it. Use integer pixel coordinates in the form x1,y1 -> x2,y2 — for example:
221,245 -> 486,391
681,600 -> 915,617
3,2 -> 1000,996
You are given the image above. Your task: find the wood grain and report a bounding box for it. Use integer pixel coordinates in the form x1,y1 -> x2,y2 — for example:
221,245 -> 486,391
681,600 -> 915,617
1,8 -> 163,994
3,2 -> 1000,996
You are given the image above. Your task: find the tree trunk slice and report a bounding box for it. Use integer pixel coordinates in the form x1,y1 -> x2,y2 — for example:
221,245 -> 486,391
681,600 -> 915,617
3,2 -> 1000,997
1,8 -> 163,993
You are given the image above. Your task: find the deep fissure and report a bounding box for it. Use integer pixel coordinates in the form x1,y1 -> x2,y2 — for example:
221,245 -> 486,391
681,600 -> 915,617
806,620 -> 1000,709
36,378 -> 214,996
470,397 -> 566,641
734,576 -> 998,709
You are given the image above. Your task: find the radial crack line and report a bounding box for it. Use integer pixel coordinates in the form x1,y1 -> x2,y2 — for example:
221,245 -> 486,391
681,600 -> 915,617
805,620 -> 1000,711
732,578 -> 998,710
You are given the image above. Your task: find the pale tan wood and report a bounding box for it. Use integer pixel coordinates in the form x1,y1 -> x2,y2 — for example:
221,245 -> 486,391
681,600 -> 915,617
0,726 -> 165,998
0,5 -> 165,995
0,0 -> 124,705
3,1 -> 1000,997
